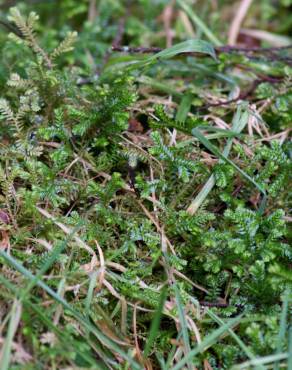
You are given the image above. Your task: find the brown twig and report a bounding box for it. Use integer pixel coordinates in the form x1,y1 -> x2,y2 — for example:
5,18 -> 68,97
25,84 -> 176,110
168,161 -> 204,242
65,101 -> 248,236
112,46 -> 163,54
100,17 -> 127,70
112,44 -> 292,55
199,301 -> 229,308
112,44 -> 292,69
218,44 -> 292,53
0,18 -> 23,37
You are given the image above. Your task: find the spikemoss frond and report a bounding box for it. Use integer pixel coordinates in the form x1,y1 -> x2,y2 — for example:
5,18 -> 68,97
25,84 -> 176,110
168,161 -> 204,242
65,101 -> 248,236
50,31 -> 78,59
8,7 -> 52,68
0,98 -> 15,123
7,73 -> 33,89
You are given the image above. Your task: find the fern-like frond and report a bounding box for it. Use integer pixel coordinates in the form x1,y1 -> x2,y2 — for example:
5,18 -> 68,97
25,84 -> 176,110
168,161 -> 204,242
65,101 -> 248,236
150,105 -> 203,135
50,31 -> 78,59
8,7 -> 38,38
0,94 -> 36,139
8,7 -> 52,68
0,98 -> 15,123
120,147 -> 153,168
7,73 -> 33,89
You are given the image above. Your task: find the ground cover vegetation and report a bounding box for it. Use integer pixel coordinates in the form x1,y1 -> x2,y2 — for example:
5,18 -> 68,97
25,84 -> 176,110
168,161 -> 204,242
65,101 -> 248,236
0,0 -> 291,369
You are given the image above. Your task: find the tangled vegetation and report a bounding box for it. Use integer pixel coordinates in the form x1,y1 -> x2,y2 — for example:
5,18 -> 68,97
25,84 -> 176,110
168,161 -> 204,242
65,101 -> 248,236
0,1 -> 291,369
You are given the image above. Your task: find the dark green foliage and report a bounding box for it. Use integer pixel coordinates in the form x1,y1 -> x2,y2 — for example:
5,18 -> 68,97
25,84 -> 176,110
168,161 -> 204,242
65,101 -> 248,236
0,2 -> 291,370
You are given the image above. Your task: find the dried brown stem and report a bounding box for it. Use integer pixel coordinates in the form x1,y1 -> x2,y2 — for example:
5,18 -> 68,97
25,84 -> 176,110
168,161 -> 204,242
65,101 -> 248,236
112,44 -> 292,55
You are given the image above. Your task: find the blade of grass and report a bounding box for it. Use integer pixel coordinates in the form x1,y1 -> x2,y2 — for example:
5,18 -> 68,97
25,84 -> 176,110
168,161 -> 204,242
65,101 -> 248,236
117,39 -> 216,71
175,101 -> 257,215
171,314 -> 243,370
148,39 -> 217,61
19,222 -> 82,302
205,308 -> 254,358
187,59 -> 236,85
0,299 -> 22,370
173,282 -> 192,358
175,133 -> 241,148
0,274 -> 107,368
288,324 -> 292,370
85,270 -> 99,316
199,300 -> 266,370
187,106 -> 249,214
143,285 -> 168,357
176,94 -> 193,122
197,125 -> 245,138
232,353 -> 288,369
162,246 -> 192,369
0,249 -> 142,370
176,0 -> 223,46
274,290 -> 290,370
156,352 -> 168,370
191,126 -> 267,214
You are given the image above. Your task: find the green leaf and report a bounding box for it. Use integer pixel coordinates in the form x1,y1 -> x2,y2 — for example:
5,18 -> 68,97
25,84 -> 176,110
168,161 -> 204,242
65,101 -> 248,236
232,353 -> 288,370
173,282 -> 192,364
116,39 -> 216,71
0,249 -> 142,370
148,39 -> 217,61
191,126 -> 267,214
274,290 -> 291,370
176,94 -> 193,123
202,301 -> 266,370
0,299 -> 22,370
143,285 -> 168,357
288,325 -> 292,370
176,0 -> 223,46
171,314 -> 244,370
187,105 -> 249,214
0,275 -> 106,368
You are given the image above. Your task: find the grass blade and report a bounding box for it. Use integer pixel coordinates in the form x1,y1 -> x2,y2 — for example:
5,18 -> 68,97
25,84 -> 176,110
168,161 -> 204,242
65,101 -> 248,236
85,269 -> 99,316
232,353 -> 288,369
173,282 -> 192,363
0,274 -> 108,368
148,39 -> 217,61
191,126 -> 267,214
201,302 -> 266,370
273,290 -> 290,370
288,324 -> 292,370
0,249 -> 142,370
197,125 -> 244,138
176,94 -> 193,123
187,106 -> 249,214
143,285 -> 168,357
0,299 -> 22,370
19,222 -> 82,301
177,0 -> 223,46
205,308 -> 255,358
117,39 -> 216,71
162,247 -> 192,369
171,314 -> 243,370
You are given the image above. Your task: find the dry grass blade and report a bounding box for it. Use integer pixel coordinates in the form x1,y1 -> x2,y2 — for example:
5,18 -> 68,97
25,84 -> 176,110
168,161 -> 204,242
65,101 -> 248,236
187,106 -> 249,214
228,0 -> 253,45
0,300 -> 22,370
37,207 -> 98,269
171,314 -> 243,370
